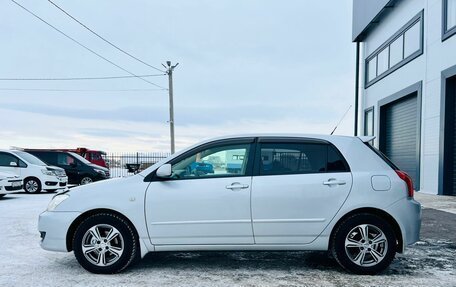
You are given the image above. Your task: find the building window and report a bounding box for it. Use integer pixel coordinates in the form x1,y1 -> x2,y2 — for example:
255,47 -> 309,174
365,11 -> 424,88
443,0 -> 456,41
364,107 -> 374,145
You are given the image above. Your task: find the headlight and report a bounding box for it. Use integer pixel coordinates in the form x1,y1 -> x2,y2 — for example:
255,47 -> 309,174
94,169 -> 106,176
41,169 -> 56,176
47,194 -> 69,211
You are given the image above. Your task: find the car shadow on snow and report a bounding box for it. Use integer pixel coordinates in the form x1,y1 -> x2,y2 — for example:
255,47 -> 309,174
126,239 -> 455,276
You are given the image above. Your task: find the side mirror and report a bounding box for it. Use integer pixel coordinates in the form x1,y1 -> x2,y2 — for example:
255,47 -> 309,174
156,164 -> 172,178
9,161 -> 18,167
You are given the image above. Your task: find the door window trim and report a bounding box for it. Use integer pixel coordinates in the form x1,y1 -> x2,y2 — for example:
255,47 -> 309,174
144,138 -> 256,182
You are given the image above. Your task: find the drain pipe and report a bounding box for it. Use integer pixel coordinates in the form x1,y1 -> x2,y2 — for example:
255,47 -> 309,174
354,41 -> 360,136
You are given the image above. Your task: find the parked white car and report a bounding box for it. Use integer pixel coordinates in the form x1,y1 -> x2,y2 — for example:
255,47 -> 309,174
38,135 -> 421,275
0,171 -> 23,198
0,150 -> 68,193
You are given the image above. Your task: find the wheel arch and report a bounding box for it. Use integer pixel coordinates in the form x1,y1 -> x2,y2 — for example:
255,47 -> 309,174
328,207 -> 404,253
66,208 -> 140,252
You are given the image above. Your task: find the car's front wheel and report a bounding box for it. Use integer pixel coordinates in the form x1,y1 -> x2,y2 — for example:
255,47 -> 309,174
331,213 -> 396,275
80,176 -> 93,185
24,178 -> 41,193
73,213 -> 138,274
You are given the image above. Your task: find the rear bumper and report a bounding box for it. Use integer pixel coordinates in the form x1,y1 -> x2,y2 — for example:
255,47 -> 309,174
38,210 -> 81,252
386,197 -> 421,250
0,180 -> 23,194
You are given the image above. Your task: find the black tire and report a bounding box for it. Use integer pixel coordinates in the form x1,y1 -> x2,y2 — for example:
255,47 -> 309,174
80,176 -> 93,185
73,213 -> 138,274
331,213 -> 396,275
0,194 -> 5,198
24,178 -> 42,193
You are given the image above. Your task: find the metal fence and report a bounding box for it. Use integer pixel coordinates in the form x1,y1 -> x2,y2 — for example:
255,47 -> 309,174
105,152 -> 170,178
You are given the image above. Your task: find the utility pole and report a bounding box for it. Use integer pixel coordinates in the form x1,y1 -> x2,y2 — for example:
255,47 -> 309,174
163,61 -> 179,154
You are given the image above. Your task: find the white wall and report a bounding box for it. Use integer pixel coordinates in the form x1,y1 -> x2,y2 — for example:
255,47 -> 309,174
360,0 -> 456,194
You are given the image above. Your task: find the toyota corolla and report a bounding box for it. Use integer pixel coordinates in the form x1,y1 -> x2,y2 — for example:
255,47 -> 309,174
38,134 -> 421,275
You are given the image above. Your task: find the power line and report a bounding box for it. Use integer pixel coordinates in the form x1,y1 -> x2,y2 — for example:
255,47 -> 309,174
0,88 -> 166,92
0,74 -> 166,81
10,0 -> 167,90
48,0 -> 165,73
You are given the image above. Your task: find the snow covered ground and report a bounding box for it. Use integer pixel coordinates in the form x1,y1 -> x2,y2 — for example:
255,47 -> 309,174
0,193 -> 455,287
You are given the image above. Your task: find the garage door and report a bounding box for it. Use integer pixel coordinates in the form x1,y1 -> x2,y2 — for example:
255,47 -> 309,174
381,93 -> 419,189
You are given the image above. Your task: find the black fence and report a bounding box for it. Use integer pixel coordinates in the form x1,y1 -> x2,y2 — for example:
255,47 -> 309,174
105,152 -> 170,178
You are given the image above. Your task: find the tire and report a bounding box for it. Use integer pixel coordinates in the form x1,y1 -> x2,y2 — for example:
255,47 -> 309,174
0,194 -> 5,198
80,177 -> 93,185
331,213 -> 396,275
73,213 -> 138,274
24,178 -> 42,193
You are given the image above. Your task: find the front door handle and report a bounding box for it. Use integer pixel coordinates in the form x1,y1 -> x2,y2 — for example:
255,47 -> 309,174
323,178 -> 346,186
226,182 -> 249,190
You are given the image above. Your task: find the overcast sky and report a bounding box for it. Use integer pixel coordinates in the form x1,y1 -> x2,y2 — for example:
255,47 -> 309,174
0,0 -> 355,153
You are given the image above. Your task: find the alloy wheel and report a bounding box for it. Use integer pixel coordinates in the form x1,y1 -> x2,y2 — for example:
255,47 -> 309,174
81,177 -> 93,185
81,224 -> 124,267
344,224 -> 388,267
25,180 -> 39,193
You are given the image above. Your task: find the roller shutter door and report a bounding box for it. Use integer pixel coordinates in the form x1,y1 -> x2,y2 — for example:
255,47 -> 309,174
382,94 -> 419,189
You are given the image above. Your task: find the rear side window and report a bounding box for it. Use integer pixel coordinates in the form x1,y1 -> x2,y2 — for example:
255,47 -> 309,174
258,142 -> 349,176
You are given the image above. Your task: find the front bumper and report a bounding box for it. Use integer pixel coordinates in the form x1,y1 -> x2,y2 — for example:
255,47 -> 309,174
42,175 -> 68,190
386,197 -> 421,250
38,210 -> 81,252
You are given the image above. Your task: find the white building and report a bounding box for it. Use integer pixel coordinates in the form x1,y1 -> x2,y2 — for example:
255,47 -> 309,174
352,0 -> 456,196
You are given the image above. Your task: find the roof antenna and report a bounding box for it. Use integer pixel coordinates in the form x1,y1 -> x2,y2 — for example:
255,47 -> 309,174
330,105 -> 352,135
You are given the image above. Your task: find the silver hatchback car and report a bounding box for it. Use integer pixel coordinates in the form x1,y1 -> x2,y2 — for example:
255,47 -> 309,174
39,134 -> 421,274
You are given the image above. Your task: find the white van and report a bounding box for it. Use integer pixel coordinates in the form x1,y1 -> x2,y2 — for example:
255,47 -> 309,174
0,150 -> 68,193
0,171 -> 23,198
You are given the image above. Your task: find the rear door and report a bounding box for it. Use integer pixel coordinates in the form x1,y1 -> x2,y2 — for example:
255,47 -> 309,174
251,138 -> 352,244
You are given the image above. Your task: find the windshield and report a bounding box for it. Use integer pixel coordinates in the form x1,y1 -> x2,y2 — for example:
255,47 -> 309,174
12,151 -> 47,166
69,152 -> 92,165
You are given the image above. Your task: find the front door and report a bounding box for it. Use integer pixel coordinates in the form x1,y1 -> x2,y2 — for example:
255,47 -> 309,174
145,139 -> 255,245
251,140 -> 352,244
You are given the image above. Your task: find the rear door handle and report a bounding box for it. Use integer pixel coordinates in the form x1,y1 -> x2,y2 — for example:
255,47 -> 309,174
226,182 -> 249,190
323,179 -> 346,186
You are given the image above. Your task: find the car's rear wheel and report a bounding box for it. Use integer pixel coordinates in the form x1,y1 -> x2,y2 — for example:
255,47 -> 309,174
80,177 -> 93,185
331,213 -> 396,275
24,178 -> 41,193
73,213 -> 138,274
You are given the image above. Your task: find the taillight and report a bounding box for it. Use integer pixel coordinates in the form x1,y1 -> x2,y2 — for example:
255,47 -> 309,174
395,170 -> 414,198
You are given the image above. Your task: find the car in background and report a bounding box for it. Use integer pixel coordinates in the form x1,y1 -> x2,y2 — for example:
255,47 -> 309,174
26,150 -> 110,185
26,148 -> 108,168
0,150 -> 67,193
38,134 -> 421,275
0,171 -> 23,198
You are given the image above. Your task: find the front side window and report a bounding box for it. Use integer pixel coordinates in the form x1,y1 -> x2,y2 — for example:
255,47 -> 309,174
443,0 -> 456,40
57,153 -> 76,166
170,143 -> 251,179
